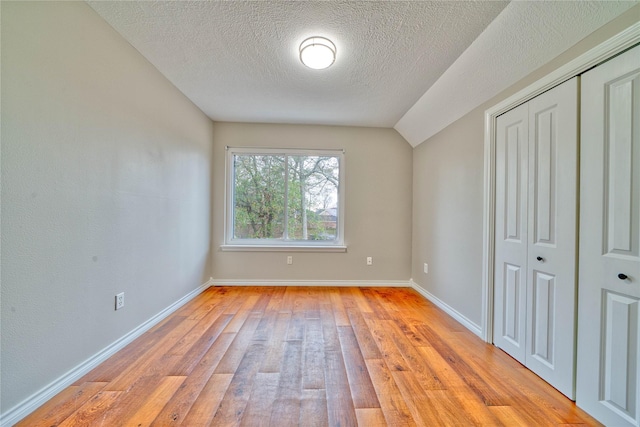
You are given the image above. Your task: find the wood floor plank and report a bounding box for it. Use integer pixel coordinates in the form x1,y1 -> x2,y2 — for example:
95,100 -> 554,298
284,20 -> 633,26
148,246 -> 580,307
165,305 -> 231,357
303,292 -> 321,319
183,287 -> 234,320
240,372 -> 280,427
324,350 -> 358,426
96,374 -> 166,424
210,341 -> 266,425
299,389 -> 329,427
104,317 -> 200,390
349,287 -> 375,315
338,287 -> 358,310
389,316 -> 432,348
260,311 -> 291,373
287,310 -> 305,341
320,301 -> 341,352
56,390 -> 122,427
355,408 -> 387,426
72,315 -> 187,385
383,319 -> 446,390
14,382 -> 108,427
165,313 -> 234,375
123,375 -> 186,427
414,343 -> 469,390
223,294 -> 261,333
302,317 -> 326,390
180,373 -> 233,426
365,318 -> 410,372
392,370 -> 473,425
365,358 -> 417,427
18,286 -> 601,427
412,344 -> 505,425
213,313 -> 262,374
252,307 -> 279,342
485,354 -> 596,424
263,286 -> 287,312
287,287 -> 306,313
447,333 -> 587,424
303,288 -> 321,315
337,326 -> 380,408
281,286 -> 298,312
269,341 -> 303,425
411,321 -> 509,406
329,289 -> 350,327
490,405 -> 550,426
345,307 -> 382,360
149,332 -> 236,426
451,388 -> 507,426
366,288 -> 404,319
359,287 -> 391,320
248,287 -> 274,315
415,345 -> 523,425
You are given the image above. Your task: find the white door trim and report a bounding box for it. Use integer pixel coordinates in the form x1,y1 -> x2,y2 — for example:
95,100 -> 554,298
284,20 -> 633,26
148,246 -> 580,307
481,22 -> 640,343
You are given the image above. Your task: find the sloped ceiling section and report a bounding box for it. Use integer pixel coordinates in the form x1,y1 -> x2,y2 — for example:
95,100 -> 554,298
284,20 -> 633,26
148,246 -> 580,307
395,1 -> 638,147
87,1 -> 508,128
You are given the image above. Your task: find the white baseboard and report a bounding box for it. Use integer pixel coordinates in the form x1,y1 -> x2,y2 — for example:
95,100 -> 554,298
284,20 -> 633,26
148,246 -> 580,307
211,279 -> 411,287
410,279 -> 483,338
0,279 -> 213,427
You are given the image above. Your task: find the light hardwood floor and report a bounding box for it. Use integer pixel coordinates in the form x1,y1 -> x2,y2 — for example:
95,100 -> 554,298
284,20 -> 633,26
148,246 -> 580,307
17,286 -> 601,426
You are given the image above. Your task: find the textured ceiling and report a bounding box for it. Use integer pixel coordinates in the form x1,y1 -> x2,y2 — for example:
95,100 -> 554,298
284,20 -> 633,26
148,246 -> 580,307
87,1 -> 508,128
87,1 -> 638,146
395,1 -> 639,146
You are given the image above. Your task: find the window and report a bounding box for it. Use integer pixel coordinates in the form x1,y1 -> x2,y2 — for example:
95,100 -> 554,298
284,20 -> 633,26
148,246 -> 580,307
223,147 -> 345,251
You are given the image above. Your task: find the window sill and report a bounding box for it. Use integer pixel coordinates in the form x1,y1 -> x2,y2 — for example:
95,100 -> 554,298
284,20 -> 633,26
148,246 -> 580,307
220,244 -> 347,253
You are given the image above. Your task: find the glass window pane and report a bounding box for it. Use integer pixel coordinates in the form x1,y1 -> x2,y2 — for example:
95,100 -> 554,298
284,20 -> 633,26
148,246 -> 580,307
233,154 -> 286,239
287,155 -> 339,241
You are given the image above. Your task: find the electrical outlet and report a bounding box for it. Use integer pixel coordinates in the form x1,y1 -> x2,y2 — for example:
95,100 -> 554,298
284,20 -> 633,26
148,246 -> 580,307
287,256 -> 293,265
424,263 -> 429,274
115,292 -> 124,310
366,257 -> 373,266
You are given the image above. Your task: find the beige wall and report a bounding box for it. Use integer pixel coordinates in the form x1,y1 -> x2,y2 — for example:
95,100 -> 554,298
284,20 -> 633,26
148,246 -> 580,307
1,1 -> 214,415
411,4 -> 640,328
212,122 -> 413,282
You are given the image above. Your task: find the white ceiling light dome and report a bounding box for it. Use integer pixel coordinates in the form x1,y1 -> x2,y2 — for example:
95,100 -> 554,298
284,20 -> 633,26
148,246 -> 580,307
299,36 -> 336,70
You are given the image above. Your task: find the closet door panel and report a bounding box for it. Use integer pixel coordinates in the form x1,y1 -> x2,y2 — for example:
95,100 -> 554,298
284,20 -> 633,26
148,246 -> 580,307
502,263 -> 524,346
605,74 -> 639,257
531,270 -> 555,365
494,103 -> 529,364
531,106 -> 557,246
578,44 -> 640,427
602,292 -> 638,418
494,78 -> 578,400
525,77 -> 578,400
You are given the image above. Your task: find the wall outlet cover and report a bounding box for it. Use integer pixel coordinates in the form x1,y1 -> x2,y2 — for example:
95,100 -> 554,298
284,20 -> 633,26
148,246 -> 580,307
115,292 -> 124,310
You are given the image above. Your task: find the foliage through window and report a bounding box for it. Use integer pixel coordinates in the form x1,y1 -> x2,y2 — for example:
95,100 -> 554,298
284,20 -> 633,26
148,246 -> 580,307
226,148 -> 344,247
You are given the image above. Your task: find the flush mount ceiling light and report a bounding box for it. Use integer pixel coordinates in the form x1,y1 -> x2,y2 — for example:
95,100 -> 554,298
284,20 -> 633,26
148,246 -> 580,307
299,36 -> 336,70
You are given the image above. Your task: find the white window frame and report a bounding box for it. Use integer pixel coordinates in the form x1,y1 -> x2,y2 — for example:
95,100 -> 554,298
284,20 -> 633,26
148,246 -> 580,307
222,147 -> 346,252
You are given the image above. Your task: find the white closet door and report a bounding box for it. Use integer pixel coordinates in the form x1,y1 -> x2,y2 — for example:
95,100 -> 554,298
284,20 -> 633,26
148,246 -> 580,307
577,44 -> 640,427
494,77 -> 578,399
494,102 -> 529,364
526,77 -> 578,400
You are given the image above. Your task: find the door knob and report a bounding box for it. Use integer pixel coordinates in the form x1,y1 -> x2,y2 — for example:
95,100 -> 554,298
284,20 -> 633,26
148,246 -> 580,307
618,273 -> 628,280
536,256 -> 544,262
